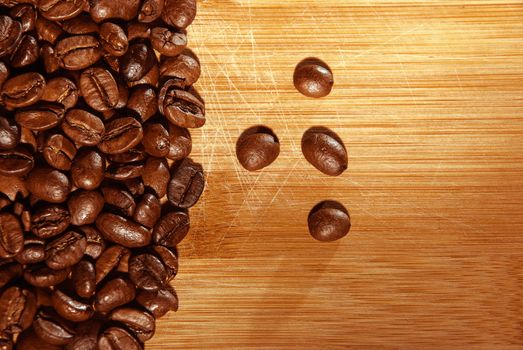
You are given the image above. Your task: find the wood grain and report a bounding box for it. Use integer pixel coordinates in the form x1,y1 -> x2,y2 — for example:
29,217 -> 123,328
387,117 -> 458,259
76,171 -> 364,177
149,0 -> 523,348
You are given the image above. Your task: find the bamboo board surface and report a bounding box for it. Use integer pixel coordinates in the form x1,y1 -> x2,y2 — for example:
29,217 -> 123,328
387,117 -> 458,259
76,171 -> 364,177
148,0 -> 523,348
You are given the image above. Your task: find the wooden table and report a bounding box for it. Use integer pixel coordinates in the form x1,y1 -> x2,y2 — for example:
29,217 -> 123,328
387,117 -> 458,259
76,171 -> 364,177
149,1 -> 523,348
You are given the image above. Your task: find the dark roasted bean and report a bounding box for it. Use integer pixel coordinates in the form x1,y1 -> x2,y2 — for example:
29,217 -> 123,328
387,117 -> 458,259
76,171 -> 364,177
159,50 -> 201,87
24,264 -> 71,287
162,0 -> 197,29
52,288 -> 93,322
294,57 -> 334,98
108,307 -> 155,342
142,157 -> 170,198
80,68 -> 119,112
150,27 -> 187,57
42,77 -> 79,110
45,231 -> 86,270
0,15 -> 22,58
119,42 -> 156,83
10,34 -> 39,68
89,0 -> 141,22
33,309 -> 75,346
0,286 -> 36,335
96,212 -> 151,248
133,193 -> 161,228
0,146 -> 34,176
38,0 -> 85,21
98,117 -> 143,154
43,134 -> 77,171
15,102 -> 65,131
0,213 -> 24,258
94,277 -> 135,314
167,158 -> 204,208
67,190 -> 104,225
153,211 -> 190,247
62,109 -> 105,146
94,245 -> 130,284
129,253 -> 167,291
301,127 -> 348,176
79,226 -> 105,260
26,166 -> 71,203
308,200 -> 351,242
98,327 -> 142,350
72,259 -> 96,299
60,13 -> 98,34
136,284 -> 178,318
55,35 -> 102,71
126,85 -> 157,122
99,22 -> 128,57
101,185 -> 136,217
236,126 -> 280,171
31,204 -> 70,238
71,149 -> 105,190
1,72 -> 45,109
159,81 -> 205,128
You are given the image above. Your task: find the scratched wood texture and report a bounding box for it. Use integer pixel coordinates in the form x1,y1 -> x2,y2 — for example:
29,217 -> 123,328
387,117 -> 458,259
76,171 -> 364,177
148,0 -> 523,348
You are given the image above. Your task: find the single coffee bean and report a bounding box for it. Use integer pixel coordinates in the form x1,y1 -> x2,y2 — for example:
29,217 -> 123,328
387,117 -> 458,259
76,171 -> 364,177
159,81 -> 205,128
308,200 -> 351,242
1,72 -> 45,109
0,286 -> 36,335
97,327 -> 142,350
52,288 -> 94,322
95,245 -> 130,284
23,264 -> 71,287
26,166 -> 71,203
67,190 -> 104,225
98,117 -> 143,155
152,245 -> 178,280
33,309 -> 75,346
71,149 -> 105,190
0,61 -> 9,88
94,277 -> 136,314
159,50 -> 201,87
72,259 -> 96,299
105,162 -> 144,180
124,178 -> 145,197
167,158 -> 204,208
45,231 -> 86,270
40,44 -> 61,73
55,35 -> 102,71
10,4 -> 36,33
35,16 -> 63,44
79,225 -> 106,260
126,22 -> 151,41
142,157 -> 170,198
62,109 -> 105,146
133,193 -> 161,228
0,261 -> 22,288
42,77 -> 79,110
153,211 -> 190,247
99,22 -> 128,57
108,307 -> 155,342
119,42 -> 156,83
108,145 -> 146,164
0,117 -> 19,150
38,0 -> 85,21
43,134 -> 77,171
65,318 -> 101,350
126,85 -> 158,122
115,81 -> 129,109
0,146 -> 34,176
60,13 -> 99,34
19,127 -> 37,152
127,62 -> 159,88
236,126 -> 280,171
294,58 -> 334,98
0,213 -> 23,258
15,239 -> 46,265
16,328 -> 63,350
150,27 -> 187,57
15,102 -> 65,131
96,213 -> 151,248
136,284 -> 178,318
101,185 -> 136,217
142,123 -> 169,157
31,204 -> 70,239
80,68 -> 119,112
162,0 -> 197,29
138,0 -> 164,22
129,253 -> 167,291
301,127 -> 348,176
166,124 -> 192,161
9,34 -> 39,68
89,0 -> 141,22
0,15 -> 22,58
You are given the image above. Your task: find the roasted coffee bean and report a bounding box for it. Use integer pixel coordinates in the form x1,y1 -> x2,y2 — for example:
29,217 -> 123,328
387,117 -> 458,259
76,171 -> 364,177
236,126 -> 280,171
98,117 -> 143,154
67,190 -> 104,225
55,35 -> 102,71
17,328 -> 63,350
65,318 -> 101,350
33,309 -> 75,345
108,307 -> 155,342
101,185 -> 136,217
0,176 -> 27,203
150,27 -> 187,57
0,286 -> 36,335
108,145 -> 146,164
15,102 -> 65,131
142,123 -> 169,157
26,166 -> 71,203
136,284 -> 178,318
0,62 -> 9,91
115,81 -> 129,109
71,259 -> 96,299
43,134 -> 77,171
52,288 -> 93,322
127,62 -> 159,88
0,146 -> 34,176
153,211 -> 189,247
15,238 -> 46,265
98,327 -> 142,350
1,72 -> 45,109
166,124 -> 191,161
96,213 -> 151,248
23,264 -> 70,287
126,86 -> 157,122
80,68 -> 119,112
99,22 -> 128,57
94,277 -> 135,314
0,261 -> 22,288
35,16 -> 63,44
71,149 -> 105,190
42,77 -> 79,110
142,157 -> 170,198
301,127 -> 348,176
167,158 -> 204,208
31,205 -> 70,239
153,245 -> 178,280
19,127 -> 36,152
138,0 -> 164,23
62,109 -> 105,146
294,58 -> 334,98
105,162 -> 144,181
129,253 -> 167,291
159,81 -> 205,128
159,50 -> 200,87
124,178 -> 145,197
10,4 -> 36,33
60,13 -> 98,34
41,44 -> 61,73
126,22 -> 151,41
10,34 -> 38,68
308,200 -> 351,242
45,231 -> 86,270
119,42 -> 156,83
95,245 -> 130,284
133,193 -> 161,228
162,0 -> 196,29
79,225 -> 105,260
0,213 -> 23,258
0,15 -> 22,58
89,0 -> 140,22
39,0 -> 85,21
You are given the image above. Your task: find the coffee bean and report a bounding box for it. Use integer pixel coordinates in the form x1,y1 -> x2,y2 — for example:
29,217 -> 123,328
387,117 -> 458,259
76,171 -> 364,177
9,34 -> 39,68
142,157 -> 170,198
42,77 -> 79,110
23,264 -> 71,287
294,58 -> 334,98
136,284 -> 178,318
40,44 -> 61,73
308,200 -> 351,242
45,231 -> 86,270
301,127 -> 348,176
162,0 -> 196,29
94,277 -> 135,314
80,68 -> 119,112
89,0 -> 141,22
16,328 -> 63,350
71,149 -> 105,190
99,22 -> 128,57
72,259 -> 96,299
133,193 -> 161,228
167,158 -> 204,208
65,318 -> 101,350
138,0 -> 164,22
26,166 -> 71,203
96,213 -> 151,248
30,204 -> 70,238
108,307 -> 155,342
124,178 -> 145,197
0,16 -> 22,58
152,245 -> 178,280
0,146 -> 34,176
79,225 -> 106,260
33,309 -> 75,346
67,190 -> 104,225
166,124 -> 192,161
159,50 -> 201,87
119,42 -> 156,83
0,286 -> 36,335
0,213 -> 23,258
35,16 -> 63,44
55,35 -> 102,71
236,126 -> 280,171
98,117 -> 143,155
153,211 -> 190,247
159,81 -> 205,128
127,62 -> 159,88
62,109 -> 105,146
52,288 -> 93,322
1,72 -> 45,109
126,22 -> 151,41
101,185 -> 136,217
0,117 -> 20,150
0,61 -> 9,88
108,145 -> 146,164
60,13 -> 98,35
98,326 -> 142,350
105,162 -> 144,181
142,123 -> 170,157
150,27 -> 187,57
43,134 -> 77,171
126,85 -> 158,122
129,253 -> 167,291
95,245 -> 130,284
15,239 -> 46,265
38,0 -> 85,21
10,4 -> 36,33
15,102 -> 65,131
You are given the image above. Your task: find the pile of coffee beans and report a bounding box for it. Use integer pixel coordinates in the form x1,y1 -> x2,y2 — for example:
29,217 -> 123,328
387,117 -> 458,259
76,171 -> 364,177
0,0 -> 204,349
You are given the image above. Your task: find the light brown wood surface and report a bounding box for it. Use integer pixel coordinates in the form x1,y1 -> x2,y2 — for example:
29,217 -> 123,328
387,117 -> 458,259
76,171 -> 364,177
149,0 -> 523,348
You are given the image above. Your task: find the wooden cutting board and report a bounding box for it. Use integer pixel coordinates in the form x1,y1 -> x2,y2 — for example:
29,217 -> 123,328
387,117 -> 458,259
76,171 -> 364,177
149,0 -> 523,348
